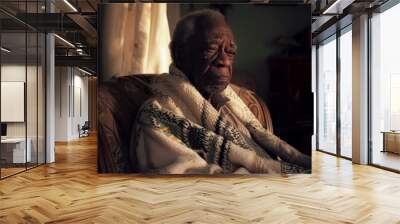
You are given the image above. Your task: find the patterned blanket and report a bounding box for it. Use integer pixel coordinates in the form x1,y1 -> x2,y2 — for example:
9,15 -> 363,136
132,65 -> 311,174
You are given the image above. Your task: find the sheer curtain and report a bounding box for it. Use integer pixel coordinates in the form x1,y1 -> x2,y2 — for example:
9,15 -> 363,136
101,3 -> 172,80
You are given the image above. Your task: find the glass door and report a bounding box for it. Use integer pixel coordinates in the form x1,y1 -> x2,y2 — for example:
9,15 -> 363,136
370,2 -> 400,171
339,26 -> 352,159
0,1 -> 47,179
317,35 -> 337,154
1,30 -> 28,178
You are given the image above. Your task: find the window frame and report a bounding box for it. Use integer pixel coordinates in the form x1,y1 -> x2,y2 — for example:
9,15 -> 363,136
315,23 -> 353,161
367,0 -> 400,173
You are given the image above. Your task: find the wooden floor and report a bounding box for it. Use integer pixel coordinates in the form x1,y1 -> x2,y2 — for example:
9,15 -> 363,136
1,163 -> 45,178
372,150 -> 400,171
1,167 -> 26,178
1,135 -> 400,223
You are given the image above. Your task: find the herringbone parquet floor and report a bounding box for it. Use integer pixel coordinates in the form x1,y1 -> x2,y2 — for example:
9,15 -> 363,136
1,135 -> 400,224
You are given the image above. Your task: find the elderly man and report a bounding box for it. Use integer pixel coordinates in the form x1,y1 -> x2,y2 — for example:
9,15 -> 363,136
132,9 -> 311,174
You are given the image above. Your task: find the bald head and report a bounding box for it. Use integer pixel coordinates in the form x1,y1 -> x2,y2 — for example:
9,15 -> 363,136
170,10 -> 237,98
170,10 -> 227,64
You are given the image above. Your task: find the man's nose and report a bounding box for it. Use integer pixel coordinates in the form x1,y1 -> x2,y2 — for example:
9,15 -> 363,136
214,47 -> 231,67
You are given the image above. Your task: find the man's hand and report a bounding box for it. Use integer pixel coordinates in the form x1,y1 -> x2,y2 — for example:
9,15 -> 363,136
228,143 -> 281,174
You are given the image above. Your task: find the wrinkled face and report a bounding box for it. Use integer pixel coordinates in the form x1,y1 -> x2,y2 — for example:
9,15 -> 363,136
180,23 -> 237,97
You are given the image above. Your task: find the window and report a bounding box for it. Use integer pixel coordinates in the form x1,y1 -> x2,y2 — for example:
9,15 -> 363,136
317,36 -> 337,154
339,28 -> 352,158
370,2 -> 400,171
316,25 -> 353,159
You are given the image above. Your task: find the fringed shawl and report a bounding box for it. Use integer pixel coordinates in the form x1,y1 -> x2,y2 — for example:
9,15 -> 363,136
133,65 -> 311,174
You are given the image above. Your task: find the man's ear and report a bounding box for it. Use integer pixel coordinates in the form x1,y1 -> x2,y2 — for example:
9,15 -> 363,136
173,46 -> 185,69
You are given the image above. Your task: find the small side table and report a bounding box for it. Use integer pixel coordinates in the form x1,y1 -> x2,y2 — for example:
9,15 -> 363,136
381,131 -> 400,154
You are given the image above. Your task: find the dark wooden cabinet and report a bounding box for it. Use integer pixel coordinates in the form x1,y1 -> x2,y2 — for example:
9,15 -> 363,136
268,56 -> 313,156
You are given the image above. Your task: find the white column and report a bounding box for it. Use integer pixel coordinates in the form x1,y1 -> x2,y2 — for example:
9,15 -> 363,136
352,14 -> 369,164
45,1 -> 56,163
46,33 -> 55,163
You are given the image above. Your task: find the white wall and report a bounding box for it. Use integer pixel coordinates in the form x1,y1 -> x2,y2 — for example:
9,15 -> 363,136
1,65 -> 26,139
1,64 -> 46,164
1,64 -> 41,137
55,67 -> 89,141
70,72 -> 89,139
55,66 -> 70,141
